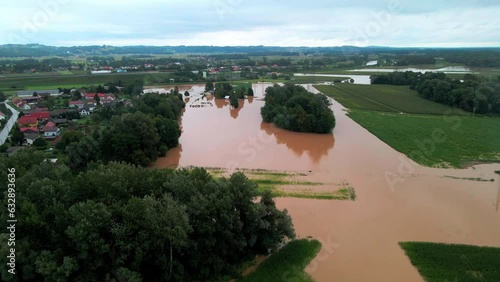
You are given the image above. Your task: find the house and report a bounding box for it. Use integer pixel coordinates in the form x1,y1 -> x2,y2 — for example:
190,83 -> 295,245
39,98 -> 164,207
21,96 -> 42,104
44,121 -> 56,128
0,112 -> 5,120
28,112 -> 50,121
24,133 -> 40,145
40,126 -> 61,139
18,116 -> 38,127
20,127 -> 38,134
69,101 -> 85,109
52,118 -> 68,126
16,90 -> 60,97
84,93 -> 115,101
79,106 -> 93,116
21,104 -> 32,111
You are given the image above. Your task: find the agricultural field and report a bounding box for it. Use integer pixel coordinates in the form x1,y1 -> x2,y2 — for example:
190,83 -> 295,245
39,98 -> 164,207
400,242 -> 500,282
347,110 -> 500,167
315,84 -> 468,115
0,72 -> 172,91
240,239 -> 321,282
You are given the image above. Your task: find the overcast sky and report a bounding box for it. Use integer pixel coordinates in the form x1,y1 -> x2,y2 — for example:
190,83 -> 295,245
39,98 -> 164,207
1,0 -> 499,47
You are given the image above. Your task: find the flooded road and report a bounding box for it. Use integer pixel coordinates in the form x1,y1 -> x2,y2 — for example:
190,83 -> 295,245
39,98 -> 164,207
154,84 -> 500,282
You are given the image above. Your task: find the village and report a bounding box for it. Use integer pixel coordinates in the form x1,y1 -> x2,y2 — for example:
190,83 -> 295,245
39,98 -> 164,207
8,89 -> 118,150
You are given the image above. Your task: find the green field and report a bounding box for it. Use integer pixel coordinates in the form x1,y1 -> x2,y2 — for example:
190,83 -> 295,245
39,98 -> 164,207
0,72 -> 173,90
400,242 -> 500,282
315,84 -> 468,115
347,110 -> 500,167
240,239 -> 321,282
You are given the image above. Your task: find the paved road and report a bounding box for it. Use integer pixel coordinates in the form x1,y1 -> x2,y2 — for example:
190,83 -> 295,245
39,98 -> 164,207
0,102 -> 20,145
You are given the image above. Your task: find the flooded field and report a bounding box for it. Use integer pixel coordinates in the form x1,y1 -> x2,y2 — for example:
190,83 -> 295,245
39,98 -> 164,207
154,84 -> 500,282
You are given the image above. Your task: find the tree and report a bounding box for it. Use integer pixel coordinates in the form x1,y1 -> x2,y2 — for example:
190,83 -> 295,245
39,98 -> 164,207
32,138 -> 48,149
230,94 -> 239,108
66,137 -> 100,170
11,124 -> 24,146
247,87 -> 254,97
94,93 -> 100,105
0,91 -> 6,102
205,82 -> 214,92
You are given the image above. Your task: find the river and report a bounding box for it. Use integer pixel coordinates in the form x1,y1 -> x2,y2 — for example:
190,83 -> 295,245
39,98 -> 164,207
154,83 -> 500,282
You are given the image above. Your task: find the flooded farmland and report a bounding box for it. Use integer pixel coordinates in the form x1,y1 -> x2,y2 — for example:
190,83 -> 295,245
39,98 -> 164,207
154,83 -> 500,282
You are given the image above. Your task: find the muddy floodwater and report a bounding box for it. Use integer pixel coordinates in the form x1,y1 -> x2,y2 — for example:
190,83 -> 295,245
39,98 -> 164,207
154,84 -> 500,282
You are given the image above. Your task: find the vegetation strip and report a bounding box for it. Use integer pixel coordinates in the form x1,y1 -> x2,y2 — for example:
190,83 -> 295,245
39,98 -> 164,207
400,242 -> 500,282
207,168 -> 356,200
240,239 -> 322,282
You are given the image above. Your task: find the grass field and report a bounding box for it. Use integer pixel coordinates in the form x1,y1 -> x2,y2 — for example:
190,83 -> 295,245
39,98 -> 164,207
347,110 -> 500,167
0,72 -> 173,90
315,84 -> 468,115
240,239 -> 321,282
400,242 -> 500,282
208,168 -> 356,200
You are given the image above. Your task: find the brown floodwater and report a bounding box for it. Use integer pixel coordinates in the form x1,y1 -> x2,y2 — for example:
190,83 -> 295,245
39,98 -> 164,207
154,84 -> 500,282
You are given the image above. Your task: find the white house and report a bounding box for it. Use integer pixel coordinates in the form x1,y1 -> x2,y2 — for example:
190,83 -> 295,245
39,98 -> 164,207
0,112 -> 5,120
41,126 -> 61,138
79,106 -> 94,116
24,133 -> 40,145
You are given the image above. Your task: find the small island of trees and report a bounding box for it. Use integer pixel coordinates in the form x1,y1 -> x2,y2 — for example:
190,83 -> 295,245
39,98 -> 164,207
261,84 -> 336,133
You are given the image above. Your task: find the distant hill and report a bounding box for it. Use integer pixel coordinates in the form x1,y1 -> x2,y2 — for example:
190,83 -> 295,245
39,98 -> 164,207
1,44 -> 499,58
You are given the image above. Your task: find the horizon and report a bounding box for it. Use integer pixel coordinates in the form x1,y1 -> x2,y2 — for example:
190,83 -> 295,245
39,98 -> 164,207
1,1 -> 499,48
2,43 -> 500,49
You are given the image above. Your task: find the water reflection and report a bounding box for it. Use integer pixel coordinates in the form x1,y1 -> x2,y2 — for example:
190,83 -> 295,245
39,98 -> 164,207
260,122 -> 335,164
230,99 -> 245,119
496,175 -> 500,213
214,97 -> 228,109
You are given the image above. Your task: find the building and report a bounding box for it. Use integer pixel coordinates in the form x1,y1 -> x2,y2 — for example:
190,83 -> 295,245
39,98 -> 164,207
0,112 -> 5,120
18,116 -> 38,127
69,101 -> 85,109
40,126 -> 61,139
16,90 -> 61,97
24,133 -> 40,145
20,127 -> 38,134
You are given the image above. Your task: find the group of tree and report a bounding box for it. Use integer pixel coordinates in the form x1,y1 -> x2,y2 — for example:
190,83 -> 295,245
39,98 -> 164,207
61,92 -> 185,169
261,84 -> 336,133
371,72 -> 500,114
0,152 -> 295,281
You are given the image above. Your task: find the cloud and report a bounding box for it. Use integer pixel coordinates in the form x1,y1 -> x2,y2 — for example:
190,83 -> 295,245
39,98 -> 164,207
1,0 -> 499,47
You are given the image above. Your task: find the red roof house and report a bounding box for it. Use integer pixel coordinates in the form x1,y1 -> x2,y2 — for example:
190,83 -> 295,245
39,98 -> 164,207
18,116 -> 38,127
28,112 -> 50,120
20,127 -> 38,133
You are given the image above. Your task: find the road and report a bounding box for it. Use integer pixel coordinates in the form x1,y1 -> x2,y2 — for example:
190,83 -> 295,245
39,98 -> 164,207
0,102 -> 20,145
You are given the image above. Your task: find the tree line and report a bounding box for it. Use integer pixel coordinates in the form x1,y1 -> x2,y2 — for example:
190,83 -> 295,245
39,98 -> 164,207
261,84 -> 336,133
0,152 -> 295,281
371,72 -> 500,114
58,92 -> 185,169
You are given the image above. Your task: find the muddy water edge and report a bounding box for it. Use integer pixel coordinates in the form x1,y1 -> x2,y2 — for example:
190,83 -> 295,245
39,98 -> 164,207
154,84 -> 500,282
